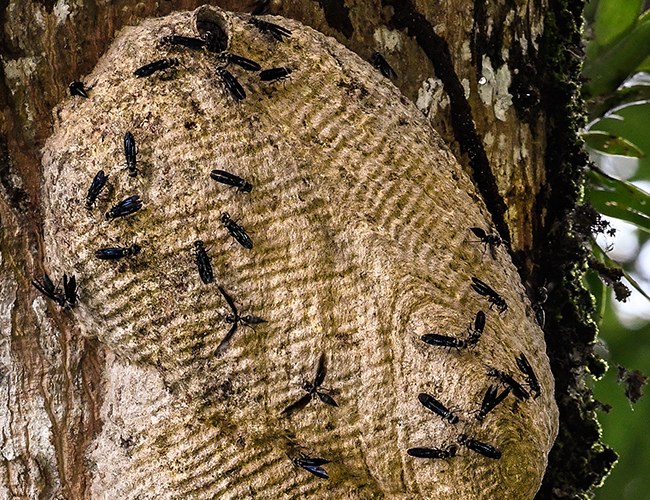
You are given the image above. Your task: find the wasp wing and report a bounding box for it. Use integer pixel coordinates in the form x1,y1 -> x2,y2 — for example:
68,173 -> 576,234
216,323 -> 238,354
218,286 -> 239,317
281,393 -> 312,415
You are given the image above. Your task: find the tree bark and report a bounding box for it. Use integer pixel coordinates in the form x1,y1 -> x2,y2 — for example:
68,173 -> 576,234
0,0 -> 614,499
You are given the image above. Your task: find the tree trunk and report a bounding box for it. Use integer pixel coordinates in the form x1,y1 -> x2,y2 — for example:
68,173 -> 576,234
0,0 -> 614,499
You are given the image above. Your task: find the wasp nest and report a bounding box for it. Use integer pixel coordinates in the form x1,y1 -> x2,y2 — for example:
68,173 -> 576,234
41,6 -> 557,499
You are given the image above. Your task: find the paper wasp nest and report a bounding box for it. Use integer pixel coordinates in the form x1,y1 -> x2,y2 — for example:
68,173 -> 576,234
41,6 -> 557,499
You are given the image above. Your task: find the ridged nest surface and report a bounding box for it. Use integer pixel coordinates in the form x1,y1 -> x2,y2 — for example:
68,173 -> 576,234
41,6 -> 557,499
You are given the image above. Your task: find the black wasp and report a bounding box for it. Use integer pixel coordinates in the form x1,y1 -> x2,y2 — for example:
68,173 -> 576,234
281,353 -> 338,415
515,353 -> 541,399
467,310 -> 485,345
487,367 -> 529,400
475,384 -> 510,421
124,132 -> 138,177
216,286 -> 266,352
291,454 -> 330,479
160,35 -> 207,50
221,212 -> 253,249
194,14 -> 228,52
457,434 -> 501,459
421,312 -> 484,349
534,283 -> 550,306
95,244 -> 141,260
421,332 -> 466,349
33,273 -> 76,309
526,281 -> 552,329
203,29 -> 229,53
210,169 -> 252,193
85,170 -> 108,209
105,195 -> 143,220
418,393 -> 459,424
62,274 -> 77,309
407,445 -> 457,459
369,51 -> 397,79
250,17 -> 292,41
133,58 -> 178,77
32,272 -> 64,307
471,277 -> 507,314
193,240 -> 213,284
69,81 -> 88,97
260,67 -> 291,82
470,227 -> 502,251
218,69 -> 246,101
222,53 -> 261,71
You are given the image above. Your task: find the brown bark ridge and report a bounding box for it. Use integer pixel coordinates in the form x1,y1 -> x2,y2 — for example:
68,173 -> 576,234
36,6 -> 556,499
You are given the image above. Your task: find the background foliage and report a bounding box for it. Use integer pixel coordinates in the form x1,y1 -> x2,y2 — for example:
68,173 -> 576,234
583,0 -> 650,497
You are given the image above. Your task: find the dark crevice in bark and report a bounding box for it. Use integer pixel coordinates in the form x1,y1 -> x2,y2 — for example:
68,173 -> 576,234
36,0 -> 56,13
0,0 -> 21,61
382,0 -> 511,250
0,136 -> 39,223
316,0 -> 354,39
471,0 -> 509,71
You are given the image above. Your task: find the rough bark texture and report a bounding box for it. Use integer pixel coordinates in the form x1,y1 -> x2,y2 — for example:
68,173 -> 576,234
0,0 -> 615,499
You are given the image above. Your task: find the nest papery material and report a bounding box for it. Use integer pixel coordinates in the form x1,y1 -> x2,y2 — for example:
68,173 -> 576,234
41,6 -> 557,498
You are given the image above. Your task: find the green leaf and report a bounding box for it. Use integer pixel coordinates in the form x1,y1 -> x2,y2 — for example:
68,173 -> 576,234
635,54 -> 650,72
586,168 -> 650,233
583,130 -> 646,157
586,83 -> 650,122
586,102 -> 650,176
583,10 -> 650,98
594,0 -> 643,47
